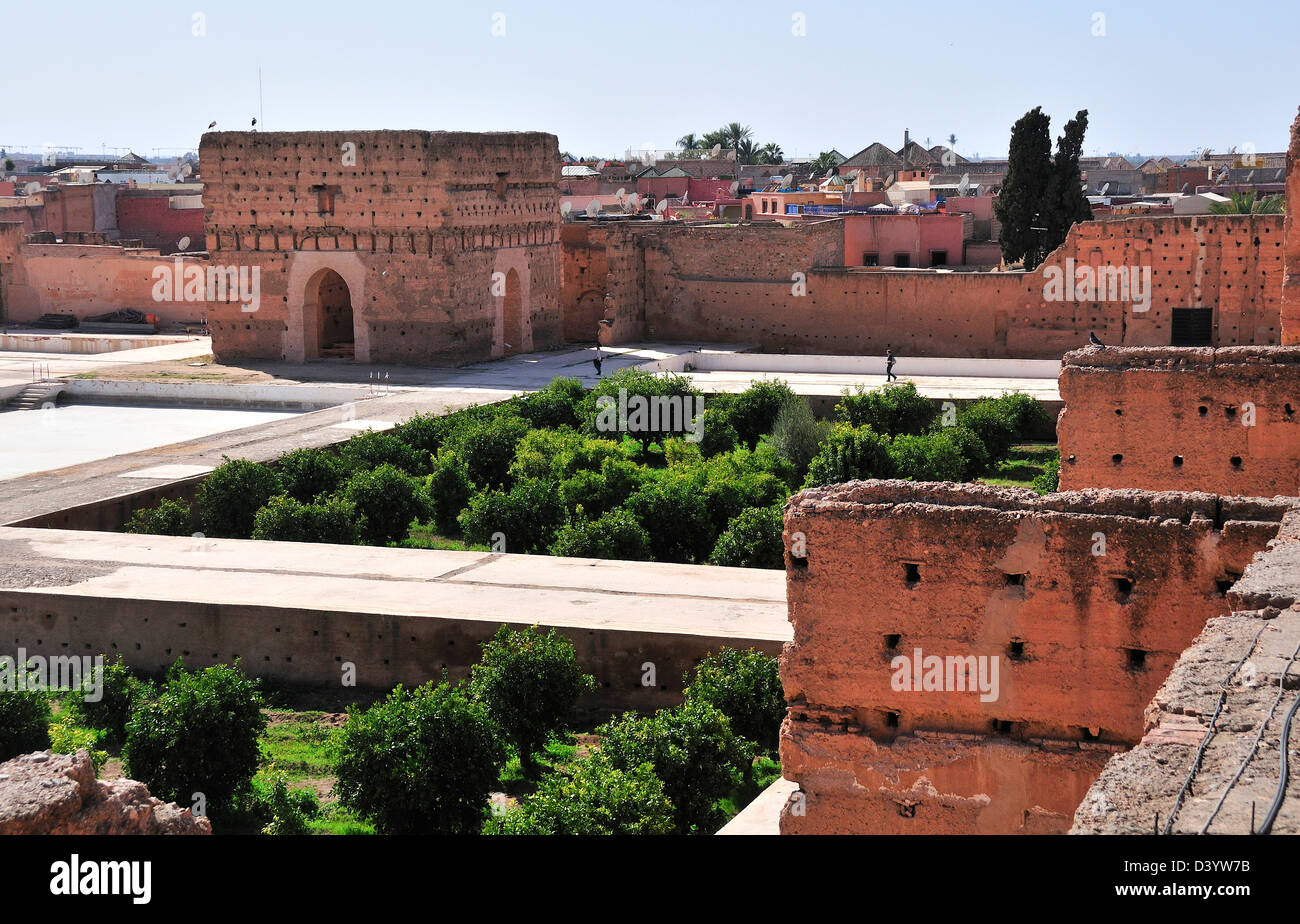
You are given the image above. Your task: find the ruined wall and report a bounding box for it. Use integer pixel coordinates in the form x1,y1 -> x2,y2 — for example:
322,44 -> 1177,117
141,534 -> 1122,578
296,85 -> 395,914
779,481 -> 1289,834
579,214 -> 1282,357
199,130 -> 562,364
560,223 -> 609,341
1057,346 -> 1300,496
1283,106 -> 1300,345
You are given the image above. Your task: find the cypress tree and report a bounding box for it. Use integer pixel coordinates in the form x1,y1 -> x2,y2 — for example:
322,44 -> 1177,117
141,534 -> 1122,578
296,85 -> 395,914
1043,109 -> 1093,252
995,107 -> 1053,269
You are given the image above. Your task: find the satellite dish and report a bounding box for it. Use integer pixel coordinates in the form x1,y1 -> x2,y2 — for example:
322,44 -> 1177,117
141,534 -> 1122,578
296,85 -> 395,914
710,143 -> 722,158
782,173 -> 794,188
178,235 -> 192,250
628,193 -> 641,209
180,163 -> 193,178
167,166 -> 180,180
597,160 -> 607,170
655,200 -> 668,213
1246,170 -> 1255,182
1100,182 -> 1110,196
24,182 -> 40,196
1180,183 -> 1190,194
616,187 -> 626,201
560,201 -> 572,216
957,173 -> 970,196
585,199 -> 600,217
729,180 -> 740,196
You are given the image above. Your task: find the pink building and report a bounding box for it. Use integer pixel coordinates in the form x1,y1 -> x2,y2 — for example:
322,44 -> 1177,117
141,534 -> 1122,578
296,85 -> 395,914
842,212 -> 966,267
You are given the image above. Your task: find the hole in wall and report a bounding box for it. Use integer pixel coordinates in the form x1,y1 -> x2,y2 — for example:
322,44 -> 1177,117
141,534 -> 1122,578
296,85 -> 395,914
1004,572 -> 1026,587
1114,576 -> 1134,598
1230,456 -> 1243,469
1007,639 -> 1025,660
902,562 -> 921,586
1173,455 -> 1183,467
1112,454 -> 1123,465
1125,648 -> 1147,670
884,633 -> 901,650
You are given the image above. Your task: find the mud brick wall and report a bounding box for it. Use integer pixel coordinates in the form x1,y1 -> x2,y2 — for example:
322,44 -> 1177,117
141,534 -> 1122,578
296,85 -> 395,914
1283,106 -> 1300,345
199,130 -> 563,364
1057,346 -> 1300,496
779,482 -> 1290,834
572,213 -> 1282,358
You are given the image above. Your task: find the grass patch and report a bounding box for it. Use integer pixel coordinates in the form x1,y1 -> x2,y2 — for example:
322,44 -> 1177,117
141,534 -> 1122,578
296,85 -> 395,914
983,443 -> 1058,489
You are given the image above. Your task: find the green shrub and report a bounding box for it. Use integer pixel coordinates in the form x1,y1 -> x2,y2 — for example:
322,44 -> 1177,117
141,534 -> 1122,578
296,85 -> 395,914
698,393 -> 741,457
195,457 -> 283,539
275,448 -> 349,502
425,450 -> 474,535
519,377 -> 586,430
452,415 -> 531,489
459,477 -> 565,553
332,681 -> 505,834
837,381 -> 937,436
123,499 -> 194,537
939,424 -> 991,479
769,397 -> 830,480
558,458 -> 646,519
488,757 -> 674,835
342,464 -> 431,546
469,625 -> 596,774
991,392 -> 1053,442
696,451 -> 788,536
683,648 -> 785,752
251,495 -> 359,545
804,425 -> 896,488
959,399 -> 1019,463
391,412 -> 456,456
0,689 -> 52,760
509,429 -> 627,483
251,770 -> 320,835
889,431 -> 968,482
123,662 -> 267,815
624,473 -> 716,563
597,701 -> 751,835
49,722 -> 108,772
1032,457 -> 1061,495
549,508 -> 653,561
728,380 -> 797,449
66,654 -> 156,748
339,430 -> 428,476
708,506 -> 785,569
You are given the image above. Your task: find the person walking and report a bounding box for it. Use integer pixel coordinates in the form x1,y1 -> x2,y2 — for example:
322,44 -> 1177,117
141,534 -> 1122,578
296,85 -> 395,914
886,347 -> 897,382
592,343 -> 604,377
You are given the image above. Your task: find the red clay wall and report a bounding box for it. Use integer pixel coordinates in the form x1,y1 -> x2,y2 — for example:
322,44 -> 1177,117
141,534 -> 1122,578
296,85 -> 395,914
200,130 -> 563,364
1282,106 -> 1300,345
1057,346 -> 1300,496
116,192 -> 205,254
779,481 -> 1288,834
580,213 -> 1282,357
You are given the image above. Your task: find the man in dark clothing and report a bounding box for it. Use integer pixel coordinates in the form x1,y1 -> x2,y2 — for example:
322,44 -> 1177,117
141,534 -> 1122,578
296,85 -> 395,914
592,344 -> 604,377
886,348 -> 897,382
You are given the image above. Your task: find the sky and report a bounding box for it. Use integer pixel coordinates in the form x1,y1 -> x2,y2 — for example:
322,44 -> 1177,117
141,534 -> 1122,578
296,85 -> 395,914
3,0 -> 1298,162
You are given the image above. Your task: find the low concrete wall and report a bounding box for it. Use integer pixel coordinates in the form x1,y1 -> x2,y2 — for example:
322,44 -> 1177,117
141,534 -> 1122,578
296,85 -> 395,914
644,351 -> 1062,380
60,379 -> 381,410
3,475 -> 210,530
0,333 -> 198,354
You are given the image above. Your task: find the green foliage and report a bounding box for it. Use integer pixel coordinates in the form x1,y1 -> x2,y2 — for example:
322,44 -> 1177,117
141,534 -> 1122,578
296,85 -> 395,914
450,414 -> 531,489
519,377 -> 586,430
624,472 -> 716,563
695,448 -> 789,535
65,654 -> 156,748
123,499 -> 194,537
1209,191 -> 1284,214
939,424 -> 992,479
123,661 -> 267,814
509,428 -> 629,483
425,449 -> 474,535
1032,457 -> 1061,494
391,412 -> 456,456
958,399 -> 1019,464
557,458 -> 645,519
549,508 -> 653,560
49,721 -> 108,773
804,424 -> 896,488
459,477 -> 565,553
990,392 -> 1053,442
598,701 -> 751,835
195,457 -> 282,539
580,367 -> 702,448
708,505 -> 785,569
889,431 -> 968,482
727,380 -> 797,449
342,464 -> 431,546
251,494 -> 359,545
996,106 -> 1091,269
683,648 -> 785,751
339,430 -> 428,476
488,757 -> 674,835
1043,109 -> 1093,248
837,381 -> 937,436
469,626 -> 596,773
769,397 -> 830,479
332,681 -> 505,834
275,448 -> 349,503
0,689 -> 52,760
251,770 -> 320,835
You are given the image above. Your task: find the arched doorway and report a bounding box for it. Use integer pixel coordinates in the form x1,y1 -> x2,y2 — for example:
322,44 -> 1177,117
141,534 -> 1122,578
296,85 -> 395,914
315,270 -> 354,359
502,268 -> 523,356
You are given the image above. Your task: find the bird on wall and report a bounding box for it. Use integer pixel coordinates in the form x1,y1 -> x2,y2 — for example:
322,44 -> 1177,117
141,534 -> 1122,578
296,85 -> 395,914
208,121 -> 217,129
1089,331 -> 1106,349
251,118 -> 258,131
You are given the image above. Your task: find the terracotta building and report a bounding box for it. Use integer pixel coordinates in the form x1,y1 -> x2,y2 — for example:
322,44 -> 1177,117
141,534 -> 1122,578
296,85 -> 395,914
199,130 -> 563,363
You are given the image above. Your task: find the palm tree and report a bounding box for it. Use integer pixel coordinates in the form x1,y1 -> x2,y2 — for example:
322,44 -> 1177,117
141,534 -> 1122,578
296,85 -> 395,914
720,122 -> 753,152
760,142 -> 784,165
736,138 -> 761,165
1209,191 -> 1284,214
677,133 -> 700,152
808,151 -> 838,177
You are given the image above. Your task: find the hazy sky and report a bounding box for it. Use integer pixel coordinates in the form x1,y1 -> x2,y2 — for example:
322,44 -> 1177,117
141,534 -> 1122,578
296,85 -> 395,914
4,0 -> 1297,161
